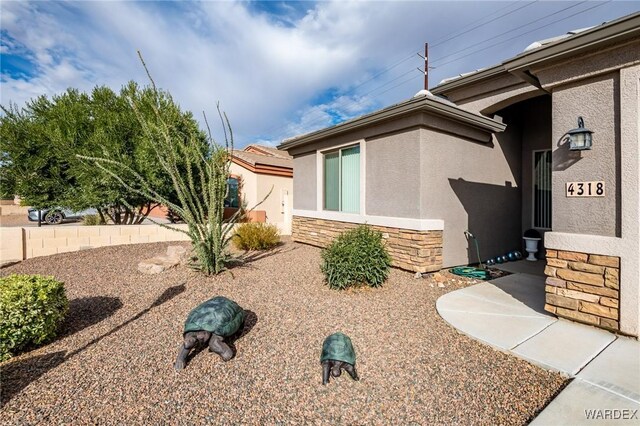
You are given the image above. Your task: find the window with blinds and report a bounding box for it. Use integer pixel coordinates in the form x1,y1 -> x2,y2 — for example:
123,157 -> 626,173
323,145 -> 360,213
533,150 -> 552,229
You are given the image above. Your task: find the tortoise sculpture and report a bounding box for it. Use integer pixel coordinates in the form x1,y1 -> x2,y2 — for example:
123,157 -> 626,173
174,296 -> 245,370
320,332 -> 359,385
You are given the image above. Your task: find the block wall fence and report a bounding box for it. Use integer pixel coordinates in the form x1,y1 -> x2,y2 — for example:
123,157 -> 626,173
0,224 -> 191,264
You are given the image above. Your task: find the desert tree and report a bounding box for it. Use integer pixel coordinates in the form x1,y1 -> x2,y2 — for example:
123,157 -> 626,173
0,84 -> 200,224
79,53 -> 259,274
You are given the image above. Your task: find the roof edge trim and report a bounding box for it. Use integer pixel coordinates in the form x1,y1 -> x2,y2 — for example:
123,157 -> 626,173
431,12 -> 640,95
277,96 -> 505,151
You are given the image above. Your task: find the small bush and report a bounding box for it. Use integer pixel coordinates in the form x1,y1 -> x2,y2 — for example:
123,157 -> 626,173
321,225 -> 392,290
0,274 -> 68,361
82,214 -> 103,226
232,222 -> 281,250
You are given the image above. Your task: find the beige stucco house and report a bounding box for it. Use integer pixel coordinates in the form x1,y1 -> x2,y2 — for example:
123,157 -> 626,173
230,144 -> 293,234
278,13 -> 640,337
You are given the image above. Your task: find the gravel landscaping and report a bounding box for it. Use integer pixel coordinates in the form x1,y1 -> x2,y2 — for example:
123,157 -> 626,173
0,240 -> 565,424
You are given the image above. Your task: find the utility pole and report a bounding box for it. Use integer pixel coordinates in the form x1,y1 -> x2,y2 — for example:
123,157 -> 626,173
424,43 -> 429,90
417,43 -> 429,91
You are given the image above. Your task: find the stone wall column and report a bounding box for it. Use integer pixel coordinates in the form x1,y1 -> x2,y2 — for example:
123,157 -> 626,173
544,249 -> 620,331
292,216 -> 443,273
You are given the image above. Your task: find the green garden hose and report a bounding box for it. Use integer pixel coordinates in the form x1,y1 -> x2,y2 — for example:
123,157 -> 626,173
450,266 -> 490,280
449,231 -> 490,280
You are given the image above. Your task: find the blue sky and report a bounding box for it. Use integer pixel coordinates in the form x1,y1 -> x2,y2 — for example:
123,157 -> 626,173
1,1 -> 638,147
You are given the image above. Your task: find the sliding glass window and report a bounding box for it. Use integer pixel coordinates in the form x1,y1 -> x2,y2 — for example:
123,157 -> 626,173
323,145 -> 360,213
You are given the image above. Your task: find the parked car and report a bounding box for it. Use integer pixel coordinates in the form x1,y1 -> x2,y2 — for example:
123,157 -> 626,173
27,208 -> 98,225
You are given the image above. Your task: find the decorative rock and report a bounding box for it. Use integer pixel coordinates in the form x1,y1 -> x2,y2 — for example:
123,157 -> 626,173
433,273 -> 446,283
166,245 -> 188,260
138,245 -> 189,274
138,257 -> 179,274
414,272 -> 423,279
437,282 -> 445,288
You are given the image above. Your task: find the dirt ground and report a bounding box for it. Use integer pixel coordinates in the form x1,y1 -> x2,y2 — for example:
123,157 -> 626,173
0,241 -> 565,425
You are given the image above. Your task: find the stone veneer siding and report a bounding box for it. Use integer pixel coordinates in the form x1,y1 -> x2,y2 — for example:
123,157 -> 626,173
292,216 -> 443,273
544,249 -> 620,331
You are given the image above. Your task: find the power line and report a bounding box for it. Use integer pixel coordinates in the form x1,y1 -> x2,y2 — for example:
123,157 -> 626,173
431,1 -> 587,64
342,2 -> 528,96
346,54 -> 416,94
265,1 -> 597,141
431,0 -> 612,69
375,73 -> 422,98
295,1 -> 533,105
429,1 -> 523,44
263,2 -> 536,139
431,0 -> 539,48
276,0 -> 603,141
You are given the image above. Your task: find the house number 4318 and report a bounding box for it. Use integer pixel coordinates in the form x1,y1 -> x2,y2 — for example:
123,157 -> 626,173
566,181 -> 605,197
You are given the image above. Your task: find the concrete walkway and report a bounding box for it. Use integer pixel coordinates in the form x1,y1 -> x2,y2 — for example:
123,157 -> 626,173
436,262 -> 640,425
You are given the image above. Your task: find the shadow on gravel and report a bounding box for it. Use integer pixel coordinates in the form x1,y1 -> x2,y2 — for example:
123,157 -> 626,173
237,310 -> 258,340
227,310 -> 258,357
1,351 -> 66,407
60,296 -> 124,338
66,283 -> 185,359
228,245 -> 297,270
1,297 -> 124,406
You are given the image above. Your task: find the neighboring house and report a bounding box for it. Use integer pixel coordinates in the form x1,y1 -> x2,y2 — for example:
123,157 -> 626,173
230,144 -> 293,234
279,13 -> 639,337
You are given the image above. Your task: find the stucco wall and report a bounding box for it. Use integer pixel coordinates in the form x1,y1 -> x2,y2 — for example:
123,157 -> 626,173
289,113 -> 426,213
550,73 -> 619,237
288,109 -> 513,268
230,162 -> 293,234
540,52 -> 639,337
256,172 -> 293,234
546,63 -> 640,337
290,111 -> 496,217
618,64 -> 640,337
534,39 -> 640,91
366,129 -> 421,218
230,162 -> 257,206
292,152 -> 317,211
439,73 -> 546,116
420,123 -> 522,267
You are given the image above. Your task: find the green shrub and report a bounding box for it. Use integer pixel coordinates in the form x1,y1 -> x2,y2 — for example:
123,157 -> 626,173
0,274 -> 68,361
232,222 -> 281,250
321,225 -> 392,290
82,214 -> 103,226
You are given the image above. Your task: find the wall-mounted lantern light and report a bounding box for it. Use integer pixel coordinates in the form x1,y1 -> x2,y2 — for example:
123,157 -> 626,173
567,116 -> 593,151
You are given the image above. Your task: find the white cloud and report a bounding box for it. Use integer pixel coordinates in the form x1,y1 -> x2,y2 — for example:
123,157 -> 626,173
1,1 -> 638,146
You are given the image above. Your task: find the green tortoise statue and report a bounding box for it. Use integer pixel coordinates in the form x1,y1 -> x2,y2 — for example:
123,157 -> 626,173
174,296 -> 245,370
320,332 -> 359,384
